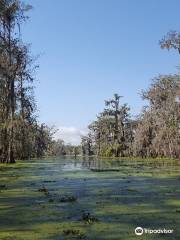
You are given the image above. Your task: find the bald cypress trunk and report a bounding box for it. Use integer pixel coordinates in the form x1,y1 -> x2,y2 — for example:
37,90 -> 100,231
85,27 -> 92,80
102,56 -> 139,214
7,20 -> 15,163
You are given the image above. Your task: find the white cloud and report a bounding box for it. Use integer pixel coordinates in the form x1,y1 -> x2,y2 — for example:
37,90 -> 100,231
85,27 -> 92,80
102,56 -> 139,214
54,126 -> 88,145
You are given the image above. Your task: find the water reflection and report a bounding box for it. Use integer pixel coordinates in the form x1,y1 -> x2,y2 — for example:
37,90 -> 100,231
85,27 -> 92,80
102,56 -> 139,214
61,156 -> 180,173
61,162 -> 83,171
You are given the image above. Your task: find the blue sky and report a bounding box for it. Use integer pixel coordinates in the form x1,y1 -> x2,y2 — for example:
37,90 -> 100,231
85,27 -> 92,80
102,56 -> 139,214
22,0 -> 180,144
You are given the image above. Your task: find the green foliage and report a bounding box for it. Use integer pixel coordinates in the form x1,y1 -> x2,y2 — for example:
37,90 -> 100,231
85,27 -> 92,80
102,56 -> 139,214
83,94 -> 133,157
102,146 -> 114,157
101,144 -> 125,157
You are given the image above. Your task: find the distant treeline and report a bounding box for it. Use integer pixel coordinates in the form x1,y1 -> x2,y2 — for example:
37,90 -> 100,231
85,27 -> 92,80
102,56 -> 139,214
50,74 -> 180,159
50,72 -> 180,160
47,140 -> 81,157
81,75 -> 179,159
80,31 -> 180,159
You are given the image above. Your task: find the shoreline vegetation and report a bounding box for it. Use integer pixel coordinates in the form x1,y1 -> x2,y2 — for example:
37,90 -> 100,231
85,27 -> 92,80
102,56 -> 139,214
1,155 -> 179,166
30,155 -> 180,161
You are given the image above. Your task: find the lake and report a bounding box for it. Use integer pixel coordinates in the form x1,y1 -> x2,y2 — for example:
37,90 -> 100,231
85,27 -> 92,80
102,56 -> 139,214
0,157 -> 180,239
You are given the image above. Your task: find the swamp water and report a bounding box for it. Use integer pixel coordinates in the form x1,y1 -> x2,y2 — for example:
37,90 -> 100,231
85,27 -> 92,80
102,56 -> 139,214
0,157 -> 180,240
